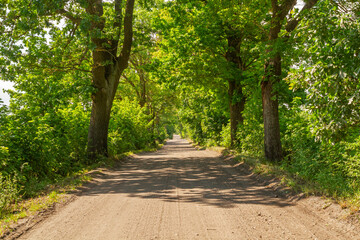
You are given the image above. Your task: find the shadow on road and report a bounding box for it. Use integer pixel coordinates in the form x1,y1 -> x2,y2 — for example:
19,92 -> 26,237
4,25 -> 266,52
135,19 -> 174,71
77,138 -> 292,209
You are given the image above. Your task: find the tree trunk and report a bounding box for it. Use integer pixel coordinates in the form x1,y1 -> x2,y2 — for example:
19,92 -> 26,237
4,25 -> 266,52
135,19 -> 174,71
86,0 -> 135,160
261,0 -> 318,161
260,0 -> 318,161
87,89 -> 111,158
225,35 -> 245,148
87,70 -> 120,159
228,79 -> 245,148
261,72 -> 282,161
261,0 -> 297,161
262,46 -> 283,161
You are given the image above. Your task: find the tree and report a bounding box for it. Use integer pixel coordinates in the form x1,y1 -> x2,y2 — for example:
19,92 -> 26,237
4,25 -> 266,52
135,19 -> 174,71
84,0 -> 135,159
288,0 -> 360,141
155,0 -> 268,147
123,51 -> 151,108
219,0 -> 269,147
261,0 -> 318,161
0,0 -> 136,160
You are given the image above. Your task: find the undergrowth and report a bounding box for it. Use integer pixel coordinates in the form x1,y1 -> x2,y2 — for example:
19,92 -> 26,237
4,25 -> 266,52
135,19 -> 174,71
0,143 -> 164,237
184,95 -> 360,213
0,169 -> 91,237
230,153 -> 360,213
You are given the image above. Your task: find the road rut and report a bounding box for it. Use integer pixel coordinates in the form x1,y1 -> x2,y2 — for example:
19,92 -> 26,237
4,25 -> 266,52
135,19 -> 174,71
18,136 -> 359,240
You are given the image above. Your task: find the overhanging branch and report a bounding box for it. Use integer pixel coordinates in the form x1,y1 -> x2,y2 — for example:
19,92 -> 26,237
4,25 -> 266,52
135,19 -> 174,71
56,8 -> 82,25
285,0 -> 319,32
117,0 -> 135,68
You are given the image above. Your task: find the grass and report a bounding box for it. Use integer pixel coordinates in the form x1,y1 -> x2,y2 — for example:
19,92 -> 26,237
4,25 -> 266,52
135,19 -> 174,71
168,138 -> 360,215
201,141 -> 360,214
228,153 -> 360,215
0,172 -> 90,237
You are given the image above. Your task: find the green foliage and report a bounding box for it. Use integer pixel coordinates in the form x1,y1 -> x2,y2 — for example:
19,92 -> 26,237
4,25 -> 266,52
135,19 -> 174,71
1,0 -> 360,217
0,0 -> 171,220
0,102 -> 89,194
219,90 -> 264,155
219,124 -> 231,149
281,97 -> 360,201
0,173 -> 19,217
156,0 -> 360,206
289,1 -> 360,141
235,88 -> 264,155
109,98 -> 155,154
176,85 -> 228,146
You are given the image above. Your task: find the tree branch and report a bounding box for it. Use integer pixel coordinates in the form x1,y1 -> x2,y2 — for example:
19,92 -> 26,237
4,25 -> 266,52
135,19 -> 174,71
117,0 -> 135,68
278,0 -> 297,21
110,0 -> 123,53
122,74 -> 140,98
114,0 -> 123,35
285,0 -> 319,32
56,9 -> 82,24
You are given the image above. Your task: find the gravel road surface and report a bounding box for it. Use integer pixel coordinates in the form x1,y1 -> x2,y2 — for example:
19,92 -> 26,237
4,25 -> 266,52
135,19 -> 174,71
18,135 -> 359,240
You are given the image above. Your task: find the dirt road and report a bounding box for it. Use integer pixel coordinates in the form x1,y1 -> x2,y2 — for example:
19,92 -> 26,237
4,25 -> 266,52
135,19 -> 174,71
18,136 -> 359,240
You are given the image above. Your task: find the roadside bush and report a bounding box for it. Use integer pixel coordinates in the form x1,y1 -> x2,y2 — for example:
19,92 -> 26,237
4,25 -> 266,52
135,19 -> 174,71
108,98 -> 155,155
0,102 -> 89,197
281,101 -> 360,200
57,103 -> 89,163
165,124 -> 175,139
220,123 -> 231,148
0,173 -> 20,217
236,121 -> 264,157
235,95 -> 264,156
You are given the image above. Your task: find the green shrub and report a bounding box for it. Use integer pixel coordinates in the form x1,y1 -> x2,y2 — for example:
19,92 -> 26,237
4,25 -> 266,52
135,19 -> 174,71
220,123 -> 231,148
108,98 -> 156,155
0,173 -> 20,217
0,102 -> 89,197
281,101 -> 360,200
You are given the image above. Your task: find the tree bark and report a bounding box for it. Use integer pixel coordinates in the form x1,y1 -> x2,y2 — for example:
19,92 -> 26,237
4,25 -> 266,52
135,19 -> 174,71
228,79 -> 245,147
262,54 -> 282,161
87,82 -> 111,157
87,0 -> 135,160
225,35 -> 245,148
261,0 -> 297,161
261,0 -> 318,161
87,71 -> 119,158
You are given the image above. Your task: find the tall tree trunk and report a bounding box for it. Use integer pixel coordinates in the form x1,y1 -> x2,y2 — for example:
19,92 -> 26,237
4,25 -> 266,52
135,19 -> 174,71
87,71 -> 120,158
262,53 -> 282,161
261,0 -> 318,161
261,0 -> 297,161
225,35 -> 245,148
228,79 -> 245,147
86,0 -> 135,160
87,85 -> 111,157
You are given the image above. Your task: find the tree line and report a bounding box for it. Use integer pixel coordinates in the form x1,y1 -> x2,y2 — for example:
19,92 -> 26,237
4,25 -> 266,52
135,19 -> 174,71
0,0 -> 359,216
155,0 -> 360,205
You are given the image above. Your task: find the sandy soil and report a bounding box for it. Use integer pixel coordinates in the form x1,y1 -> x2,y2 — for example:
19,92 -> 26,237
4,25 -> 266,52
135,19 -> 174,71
15,135 -> 360,240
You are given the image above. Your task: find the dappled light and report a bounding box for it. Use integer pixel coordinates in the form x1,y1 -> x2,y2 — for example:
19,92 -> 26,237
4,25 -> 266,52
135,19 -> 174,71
77,137 -> 291,209
1,0 -> 360,237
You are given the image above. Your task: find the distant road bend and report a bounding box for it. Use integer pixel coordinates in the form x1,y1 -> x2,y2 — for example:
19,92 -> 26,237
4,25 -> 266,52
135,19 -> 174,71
19,135 -> 359,240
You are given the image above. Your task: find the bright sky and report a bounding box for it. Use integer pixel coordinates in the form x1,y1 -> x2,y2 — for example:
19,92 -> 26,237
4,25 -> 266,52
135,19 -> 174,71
296,0 -> 305,9
0,80 -> 14,106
